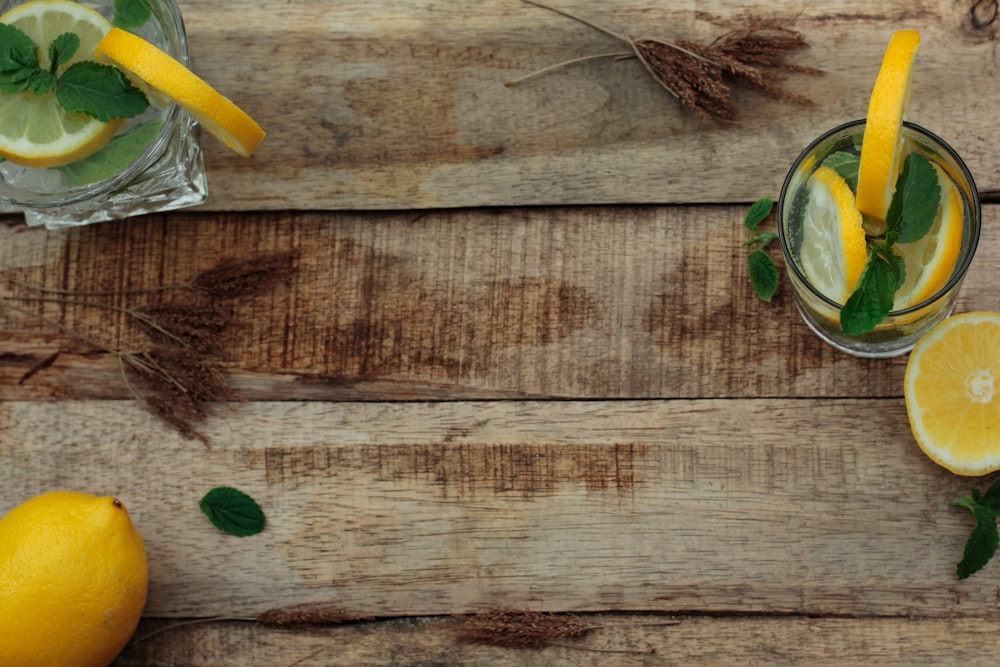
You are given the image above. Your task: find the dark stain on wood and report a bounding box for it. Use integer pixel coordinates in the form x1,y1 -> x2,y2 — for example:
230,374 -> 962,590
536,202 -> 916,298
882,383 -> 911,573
257,442 -> 646,499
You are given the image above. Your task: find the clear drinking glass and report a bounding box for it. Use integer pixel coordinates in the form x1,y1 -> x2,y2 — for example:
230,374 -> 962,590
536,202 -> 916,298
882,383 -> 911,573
778,119 -> 981,358
0,0 -> 206,230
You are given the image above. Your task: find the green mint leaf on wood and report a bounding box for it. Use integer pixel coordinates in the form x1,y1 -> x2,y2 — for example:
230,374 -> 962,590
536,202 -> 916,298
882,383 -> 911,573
56,61 -> 149,121
885,152 -> 940,244
950,486 -> 1000,580
200,486 -> 266,537
748,249 -> 778,302
744,197 -> 773,230
840,250 -> 896,335
48,32 -> 80,72
114,0 -> 153,29
823,151 -> 860,192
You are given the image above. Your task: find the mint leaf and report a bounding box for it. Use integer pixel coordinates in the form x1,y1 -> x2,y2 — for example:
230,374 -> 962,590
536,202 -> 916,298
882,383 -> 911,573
954,504 -> 999,580
29,70 -> 57,96
840,250 -> 896,335
60,119 -> 163,186
114,0 -> 153,29
48,32 -> 80,72
200,486 -> 266,537
744,197 -> 773,230
886,152 -> 940,244
56,61 -> 148,121
0,23 -> 40,93
748,249 -> 778,302
822,151 -> 860,192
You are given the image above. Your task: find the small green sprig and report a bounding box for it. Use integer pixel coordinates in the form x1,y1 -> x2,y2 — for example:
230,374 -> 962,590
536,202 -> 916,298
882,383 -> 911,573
0,21 -> 148,122
744,197 -> 779,302
950,477 -> 1000,579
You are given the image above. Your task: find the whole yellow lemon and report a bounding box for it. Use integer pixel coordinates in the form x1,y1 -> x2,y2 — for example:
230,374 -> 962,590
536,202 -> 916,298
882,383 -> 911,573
0,491 -> 148,667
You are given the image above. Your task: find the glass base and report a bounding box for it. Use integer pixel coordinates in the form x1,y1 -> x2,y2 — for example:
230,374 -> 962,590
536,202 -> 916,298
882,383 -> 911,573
8,114 -> 208,230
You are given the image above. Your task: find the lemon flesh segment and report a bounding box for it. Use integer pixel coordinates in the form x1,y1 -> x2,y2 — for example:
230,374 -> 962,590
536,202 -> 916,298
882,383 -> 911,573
856,30 -> 920,224
0,491 -> 148,667
94,28 -> 266,157
905,311 -> 1000,476
0,0 -> 121,167
892,164 -> 964,310
799,165 -> 869,305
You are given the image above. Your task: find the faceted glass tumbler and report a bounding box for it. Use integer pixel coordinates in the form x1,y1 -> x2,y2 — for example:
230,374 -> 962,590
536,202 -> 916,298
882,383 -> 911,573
777,120 -> 981,358
0,0 -> 207,230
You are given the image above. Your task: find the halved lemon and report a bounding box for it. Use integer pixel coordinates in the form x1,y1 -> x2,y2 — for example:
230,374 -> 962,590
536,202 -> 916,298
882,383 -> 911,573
0,0 -> 122,167
892,164 -> 964,310
94,28 -> 265,156
856,30 -> 921,227
800,165 -> 869,305
905,311 -> 1000,476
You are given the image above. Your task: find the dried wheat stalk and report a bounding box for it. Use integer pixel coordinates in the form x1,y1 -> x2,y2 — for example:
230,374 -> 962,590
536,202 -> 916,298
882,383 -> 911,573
510,0 -> 823,121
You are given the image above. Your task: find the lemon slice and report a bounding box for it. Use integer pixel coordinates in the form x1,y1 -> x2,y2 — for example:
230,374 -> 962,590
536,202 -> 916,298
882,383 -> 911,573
800,165 -> 869,305
856,30 -> 921,226
94,28 -> 265,156
892,164 -> 964,310
905,311 -> 1000,476
0,0 -> 122,167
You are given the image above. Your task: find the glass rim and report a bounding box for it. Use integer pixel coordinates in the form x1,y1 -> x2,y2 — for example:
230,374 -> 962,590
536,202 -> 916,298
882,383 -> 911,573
0,0 -> 189,209
777,118 -> 982,318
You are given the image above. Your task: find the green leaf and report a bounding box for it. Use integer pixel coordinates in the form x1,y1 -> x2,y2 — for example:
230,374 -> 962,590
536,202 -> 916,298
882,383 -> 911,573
743,231 -> 778,250
840,250 -> 896,336
200,486 -> 266,537
955,504 -> 1000,580
29,70 -> 57,96
114,0 -> 153,29
0,23 -> 40,93
59,119 -> 163,186
743,197 -> 773,230
748,249 -> 778,302
822,151 -> 860,192
977,477 -> 1000,513
885,152 -> 941,244
55,61 -> 149,121
48,32 -> 80,73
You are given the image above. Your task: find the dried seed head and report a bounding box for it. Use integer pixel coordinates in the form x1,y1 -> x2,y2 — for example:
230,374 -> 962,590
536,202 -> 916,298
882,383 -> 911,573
133,303 -> 231,353
256,602 -> 374,626
189,250 -> 299,299
452,609 -> 591,649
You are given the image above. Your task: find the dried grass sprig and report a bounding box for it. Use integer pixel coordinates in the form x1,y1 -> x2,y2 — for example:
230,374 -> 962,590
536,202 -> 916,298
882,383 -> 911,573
509,0 -> 823,121
450,608 -> 676,654
256,602 -> 375,626
2,250 -> 300,443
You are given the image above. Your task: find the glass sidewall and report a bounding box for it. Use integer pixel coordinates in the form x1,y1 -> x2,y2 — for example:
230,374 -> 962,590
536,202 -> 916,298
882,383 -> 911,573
777,119 -> 982,358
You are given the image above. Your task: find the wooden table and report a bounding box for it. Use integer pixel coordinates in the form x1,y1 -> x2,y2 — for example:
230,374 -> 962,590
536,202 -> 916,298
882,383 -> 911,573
3,0 -> 1000,664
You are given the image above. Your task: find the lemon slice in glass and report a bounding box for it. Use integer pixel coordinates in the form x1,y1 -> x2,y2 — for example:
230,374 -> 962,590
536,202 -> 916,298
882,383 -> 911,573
0,0 -> 122,167
94,28 -> 265,157
800,165 -> 869,305
892,163 -> 964,310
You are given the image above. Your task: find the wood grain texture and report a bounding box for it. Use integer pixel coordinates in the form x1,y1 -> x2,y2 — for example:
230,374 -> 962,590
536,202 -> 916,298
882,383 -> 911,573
177,0 -> 1000,210
1,399 -> 991,619
110,615 -> 1000,667
3,204 -> 999,400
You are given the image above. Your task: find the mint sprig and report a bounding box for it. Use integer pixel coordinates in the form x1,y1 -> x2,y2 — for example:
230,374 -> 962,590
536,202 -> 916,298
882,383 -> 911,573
113,0 -> 153,29
950,478 -> 1000,579
743,197 -> 779,302
839,151 -> 940,335
0,24 -> 148,121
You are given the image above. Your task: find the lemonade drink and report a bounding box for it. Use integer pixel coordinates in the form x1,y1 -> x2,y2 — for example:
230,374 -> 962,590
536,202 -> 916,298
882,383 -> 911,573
778,119 -> 981,357
0,0 -> 206,228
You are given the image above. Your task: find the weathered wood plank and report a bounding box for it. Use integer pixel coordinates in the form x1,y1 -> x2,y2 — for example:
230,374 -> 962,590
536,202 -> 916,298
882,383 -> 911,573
3,206 -> 999,400
1,399 -> 990,619
177,0 -> 1000,210
110,615 -> 1000,667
